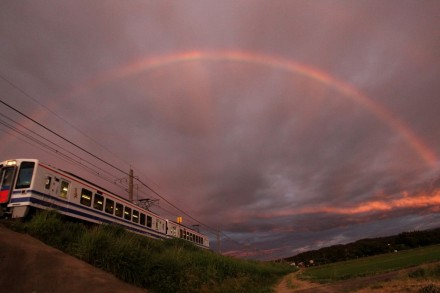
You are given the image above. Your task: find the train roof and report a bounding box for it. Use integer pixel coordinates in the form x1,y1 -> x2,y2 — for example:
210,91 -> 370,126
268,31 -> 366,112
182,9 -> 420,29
61,170 -> 116,197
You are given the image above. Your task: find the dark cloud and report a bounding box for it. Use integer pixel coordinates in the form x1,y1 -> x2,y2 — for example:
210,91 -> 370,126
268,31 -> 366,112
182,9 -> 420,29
1,0 -> 439,260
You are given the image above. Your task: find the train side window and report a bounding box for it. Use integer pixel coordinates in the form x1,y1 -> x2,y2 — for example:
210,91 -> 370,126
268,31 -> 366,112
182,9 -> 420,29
146,215 -> 152,228
105,199 -> 114,214
45,176 -> 52,190
140,213 -> 146,225
115,203 -> 123,217
15,161 -> 35,189
124,207 -> 131,220
132,210 -> 139,223
80,188 -> 92,206
93,193 -> 104,211
60,180 -> 69,198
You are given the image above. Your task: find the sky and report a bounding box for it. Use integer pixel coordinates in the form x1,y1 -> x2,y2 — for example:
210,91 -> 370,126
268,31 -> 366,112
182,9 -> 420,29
0,0 -> 439,260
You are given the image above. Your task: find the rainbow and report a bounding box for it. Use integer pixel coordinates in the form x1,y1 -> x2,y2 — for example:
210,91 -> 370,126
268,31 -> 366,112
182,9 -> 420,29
66,50 -> 437,167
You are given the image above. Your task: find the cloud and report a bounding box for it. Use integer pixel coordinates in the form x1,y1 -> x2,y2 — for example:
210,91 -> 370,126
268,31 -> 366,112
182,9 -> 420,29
0,0 -> 439,260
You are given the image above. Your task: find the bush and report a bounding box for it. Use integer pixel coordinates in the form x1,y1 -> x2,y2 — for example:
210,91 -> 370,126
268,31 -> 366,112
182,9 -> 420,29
409,265 -> 440,279
23,209 -> 87,251
419,284 -> 440,293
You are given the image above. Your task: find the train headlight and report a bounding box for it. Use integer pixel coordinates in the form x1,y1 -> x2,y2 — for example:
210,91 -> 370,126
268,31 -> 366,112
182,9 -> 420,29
6,160 -> 17,166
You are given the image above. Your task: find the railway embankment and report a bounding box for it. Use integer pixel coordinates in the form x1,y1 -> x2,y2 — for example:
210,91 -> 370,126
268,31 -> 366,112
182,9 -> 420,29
0,224 -> 147,292
0,211 -> 294,293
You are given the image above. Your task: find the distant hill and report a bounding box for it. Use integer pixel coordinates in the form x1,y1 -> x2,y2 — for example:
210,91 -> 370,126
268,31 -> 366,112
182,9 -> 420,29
284,228 -> 440,266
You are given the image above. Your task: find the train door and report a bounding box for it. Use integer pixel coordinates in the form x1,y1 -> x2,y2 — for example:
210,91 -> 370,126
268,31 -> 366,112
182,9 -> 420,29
46,177 -> 67,197
44,176 -> 60,207
156,218 -> 166,234
43,175 -> 70,212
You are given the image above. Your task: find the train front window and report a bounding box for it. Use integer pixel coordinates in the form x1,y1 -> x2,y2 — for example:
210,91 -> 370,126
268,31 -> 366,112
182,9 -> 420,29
15,162 -> 35,189
0,166 -> 15,204
1,167 -> 14,189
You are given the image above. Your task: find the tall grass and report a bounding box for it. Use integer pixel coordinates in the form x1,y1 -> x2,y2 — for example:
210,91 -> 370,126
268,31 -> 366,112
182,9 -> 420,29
18,210 -> 294,293
300,244 -> 440,283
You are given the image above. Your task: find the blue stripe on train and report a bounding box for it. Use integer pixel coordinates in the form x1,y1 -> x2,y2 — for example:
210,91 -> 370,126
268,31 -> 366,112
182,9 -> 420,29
10,191 -> 165,240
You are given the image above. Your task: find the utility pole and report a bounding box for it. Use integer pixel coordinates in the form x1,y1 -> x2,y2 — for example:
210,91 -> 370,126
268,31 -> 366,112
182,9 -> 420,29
217,229 -> 221,253
128,167 -> 134,202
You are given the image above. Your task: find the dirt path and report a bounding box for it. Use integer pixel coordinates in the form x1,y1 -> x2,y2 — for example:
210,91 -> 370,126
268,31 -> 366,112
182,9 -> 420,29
275,265 -> 440,293
0,225 -> 147,293
290,270 -> 402,293
275,270 -> 319,292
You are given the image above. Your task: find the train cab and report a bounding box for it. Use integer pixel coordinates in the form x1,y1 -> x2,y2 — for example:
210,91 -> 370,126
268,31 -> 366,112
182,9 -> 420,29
0,159 -> 37,218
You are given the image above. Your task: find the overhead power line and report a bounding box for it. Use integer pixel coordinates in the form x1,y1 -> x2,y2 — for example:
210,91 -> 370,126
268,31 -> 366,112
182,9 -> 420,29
0,99 -> 129,176
0,112 -> 129,194
0,111 -> 118,179
0,94 -> 250,255
0,98 -> 220,237
0,74 -> 129,169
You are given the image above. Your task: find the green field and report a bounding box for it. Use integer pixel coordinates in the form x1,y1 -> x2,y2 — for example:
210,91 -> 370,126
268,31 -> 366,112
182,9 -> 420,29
300,245 -> 440,283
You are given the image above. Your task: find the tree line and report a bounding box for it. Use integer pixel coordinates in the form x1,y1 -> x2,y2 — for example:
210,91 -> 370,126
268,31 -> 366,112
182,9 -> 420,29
285,228 -> 440,266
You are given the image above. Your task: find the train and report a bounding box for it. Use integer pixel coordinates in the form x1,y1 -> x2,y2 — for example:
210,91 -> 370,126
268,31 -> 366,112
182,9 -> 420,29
0,158 -> 209,249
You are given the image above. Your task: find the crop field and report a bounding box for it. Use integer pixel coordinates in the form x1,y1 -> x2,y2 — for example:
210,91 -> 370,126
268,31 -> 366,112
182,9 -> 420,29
300,244 -> 440,283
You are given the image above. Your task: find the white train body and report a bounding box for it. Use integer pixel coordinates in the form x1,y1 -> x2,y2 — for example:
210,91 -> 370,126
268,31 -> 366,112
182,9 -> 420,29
0,159 -> 209,248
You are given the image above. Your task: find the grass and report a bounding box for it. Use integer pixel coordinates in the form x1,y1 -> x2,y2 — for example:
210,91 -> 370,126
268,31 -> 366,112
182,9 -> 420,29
408,263 -> 440,280
300,245 -> 440,283
353,263 -> 440,293
9,210 -> 294,293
